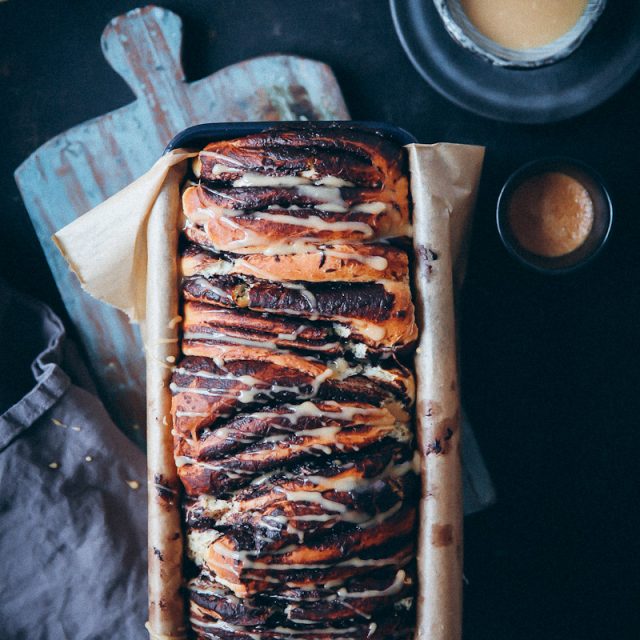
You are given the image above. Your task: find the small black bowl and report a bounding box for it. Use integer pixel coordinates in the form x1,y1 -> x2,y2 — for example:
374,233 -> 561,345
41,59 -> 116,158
496,158 -> 613,274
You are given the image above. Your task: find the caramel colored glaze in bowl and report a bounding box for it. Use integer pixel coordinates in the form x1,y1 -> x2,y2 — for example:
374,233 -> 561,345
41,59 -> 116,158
497,158 -> 612,274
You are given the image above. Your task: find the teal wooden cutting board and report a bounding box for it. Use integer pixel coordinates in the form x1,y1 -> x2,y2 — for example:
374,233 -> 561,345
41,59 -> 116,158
14,5 -> 350,444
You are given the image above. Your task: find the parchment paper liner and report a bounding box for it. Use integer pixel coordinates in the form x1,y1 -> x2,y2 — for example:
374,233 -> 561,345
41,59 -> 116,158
54,142 -> 484,640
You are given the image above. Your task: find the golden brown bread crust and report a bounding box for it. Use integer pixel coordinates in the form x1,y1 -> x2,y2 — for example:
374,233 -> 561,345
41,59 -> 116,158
184,443 -> 417,529
181,182 -> 411,252
174,401 -> 410,496
189,566 -> 414,625
190,464 -> 419,548
171,125 -> 417,639
181,276 -> 418,353
194,123 -> 407,190
176,343 -> 417,415
184,182 -> 407,214
206,521 -> 415,599
175,400 -> 400,459
184,444 -> 418,635
181,302 -> 343,355
215,478 -> 414,544
207,536 -> 415,598
181,241 -> 410,284
170,354 -> 415,442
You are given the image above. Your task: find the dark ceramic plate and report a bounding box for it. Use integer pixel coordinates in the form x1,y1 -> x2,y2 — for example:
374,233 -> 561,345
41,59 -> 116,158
389,0 -> 640,123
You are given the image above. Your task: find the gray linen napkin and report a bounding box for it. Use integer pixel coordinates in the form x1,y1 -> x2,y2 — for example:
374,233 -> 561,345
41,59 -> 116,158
0,281 -> 147,640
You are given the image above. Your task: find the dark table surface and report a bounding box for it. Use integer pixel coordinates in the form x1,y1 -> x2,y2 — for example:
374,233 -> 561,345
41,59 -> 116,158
1,1 -> 639,638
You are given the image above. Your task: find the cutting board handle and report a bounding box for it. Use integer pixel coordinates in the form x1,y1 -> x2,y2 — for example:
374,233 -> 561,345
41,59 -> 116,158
101,5 -> 185,100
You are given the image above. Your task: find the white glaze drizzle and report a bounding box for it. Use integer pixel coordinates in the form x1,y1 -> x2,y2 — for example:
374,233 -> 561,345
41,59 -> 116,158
183,331 -> 280,351
232,173 -> 311,187
250,211 -> 373,237
321,248 -> 388,271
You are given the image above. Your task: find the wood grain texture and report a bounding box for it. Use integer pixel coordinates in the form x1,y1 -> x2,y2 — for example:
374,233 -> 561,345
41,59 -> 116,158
14,5 -> 349,442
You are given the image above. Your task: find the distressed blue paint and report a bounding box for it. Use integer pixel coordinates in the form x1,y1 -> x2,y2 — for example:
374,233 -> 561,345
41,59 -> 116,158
13,5 -> 349,442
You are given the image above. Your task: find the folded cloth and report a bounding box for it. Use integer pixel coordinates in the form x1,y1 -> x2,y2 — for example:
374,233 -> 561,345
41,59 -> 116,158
0,280 -> 147,640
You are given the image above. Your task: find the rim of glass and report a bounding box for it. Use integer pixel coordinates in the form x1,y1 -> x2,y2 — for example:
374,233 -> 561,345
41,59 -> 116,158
496,157 -> 613,274
433,0 -> 607,68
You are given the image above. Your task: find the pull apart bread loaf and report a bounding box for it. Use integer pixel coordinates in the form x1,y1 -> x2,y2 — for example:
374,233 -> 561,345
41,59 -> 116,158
171,124 -> 419,639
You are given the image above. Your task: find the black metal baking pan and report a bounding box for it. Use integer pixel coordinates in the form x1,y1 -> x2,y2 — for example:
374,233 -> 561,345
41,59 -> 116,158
165,120 -> 417,153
